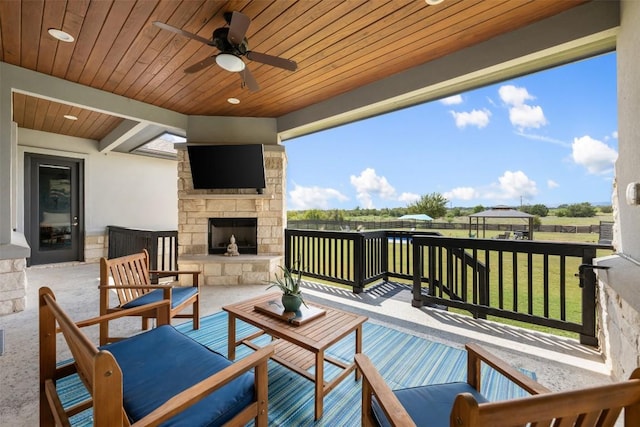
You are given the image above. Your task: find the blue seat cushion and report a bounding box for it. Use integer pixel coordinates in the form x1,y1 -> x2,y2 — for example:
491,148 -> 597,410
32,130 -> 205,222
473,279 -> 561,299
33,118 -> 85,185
102,325 -> 255,427
121,286 -> 197,310
372,382 -> 489,427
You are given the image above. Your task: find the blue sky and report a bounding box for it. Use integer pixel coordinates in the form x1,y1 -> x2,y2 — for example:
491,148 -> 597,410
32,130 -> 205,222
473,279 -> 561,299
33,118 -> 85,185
283,52 -> 617,211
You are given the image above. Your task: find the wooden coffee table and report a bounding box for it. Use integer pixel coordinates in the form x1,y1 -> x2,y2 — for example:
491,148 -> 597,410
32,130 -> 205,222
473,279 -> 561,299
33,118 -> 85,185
223,293 -> 368,420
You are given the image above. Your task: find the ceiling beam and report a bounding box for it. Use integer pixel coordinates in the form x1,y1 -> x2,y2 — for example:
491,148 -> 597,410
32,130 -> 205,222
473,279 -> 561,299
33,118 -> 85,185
98,120 -> 152,153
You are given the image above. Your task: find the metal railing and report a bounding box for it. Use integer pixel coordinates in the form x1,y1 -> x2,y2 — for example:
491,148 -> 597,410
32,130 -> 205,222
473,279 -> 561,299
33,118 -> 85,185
285,229 -> 442,291
285,228 -> 613,345
107,225 -> 178,282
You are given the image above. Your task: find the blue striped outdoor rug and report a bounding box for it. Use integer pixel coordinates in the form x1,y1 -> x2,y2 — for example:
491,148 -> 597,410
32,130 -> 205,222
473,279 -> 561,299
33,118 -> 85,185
57,311 -> 535,426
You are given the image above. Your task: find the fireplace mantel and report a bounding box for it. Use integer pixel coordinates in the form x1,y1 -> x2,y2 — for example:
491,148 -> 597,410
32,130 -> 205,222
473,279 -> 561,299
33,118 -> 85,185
180,194 -> 274,200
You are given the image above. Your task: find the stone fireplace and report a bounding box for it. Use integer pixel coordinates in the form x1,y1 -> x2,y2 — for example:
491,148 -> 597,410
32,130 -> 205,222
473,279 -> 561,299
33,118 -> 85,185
175,144 -> 285,285
209,217 -> 257,255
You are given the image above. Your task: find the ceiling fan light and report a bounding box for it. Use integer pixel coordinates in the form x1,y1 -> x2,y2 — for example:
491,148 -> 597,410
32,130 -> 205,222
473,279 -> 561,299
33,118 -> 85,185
216,53 -> 245,72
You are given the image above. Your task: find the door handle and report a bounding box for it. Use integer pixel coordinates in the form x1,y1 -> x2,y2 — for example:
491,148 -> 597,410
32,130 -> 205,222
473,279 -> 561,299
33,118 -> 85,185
72,216 -> 79,227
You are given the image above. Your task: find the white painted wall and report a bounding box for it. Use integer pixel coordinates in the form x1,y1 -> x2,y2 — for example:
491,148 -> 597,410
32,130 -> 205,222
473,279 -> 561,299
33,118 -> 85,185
17,128 -> 178,235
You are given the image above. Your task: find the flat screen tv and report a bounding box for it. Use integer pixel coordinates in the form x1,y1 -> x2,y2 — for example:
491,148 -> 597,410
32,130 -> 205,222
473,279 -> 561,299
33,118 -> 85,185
187,144 -> 266,191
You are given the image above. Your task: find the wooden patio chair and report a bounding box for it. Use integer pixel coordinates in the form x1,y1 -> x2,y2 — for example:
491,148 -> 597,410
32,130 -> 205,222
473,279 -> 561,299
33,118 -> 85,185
99,249 -> 200,345
40,287 -> 272,427
355,343 -> 640,426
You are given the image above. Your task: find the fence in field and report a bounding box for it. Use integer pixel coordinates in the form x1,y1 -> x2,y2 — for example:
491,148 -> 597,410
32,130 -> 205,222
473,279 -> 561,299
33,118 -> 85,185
288,219 -> 608,234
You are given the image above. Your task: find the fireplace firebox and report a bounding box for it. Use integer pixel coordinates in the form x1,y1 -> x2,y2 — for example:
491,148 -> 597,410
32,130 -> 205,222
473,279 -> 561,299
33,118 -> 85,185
208,218 -> 258,255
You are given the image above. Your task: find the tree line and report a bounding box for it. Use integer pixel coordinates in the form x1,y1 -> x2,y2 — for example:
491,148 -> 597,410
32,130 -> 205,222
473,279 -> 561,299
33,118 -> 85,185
287,193 -> 612,221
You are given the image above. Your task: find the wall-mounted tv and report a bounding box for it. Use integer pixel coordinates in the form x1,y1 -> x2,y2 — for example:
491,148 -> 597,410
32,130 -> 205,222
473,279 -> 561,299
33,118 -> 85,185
187,144 -> 266,191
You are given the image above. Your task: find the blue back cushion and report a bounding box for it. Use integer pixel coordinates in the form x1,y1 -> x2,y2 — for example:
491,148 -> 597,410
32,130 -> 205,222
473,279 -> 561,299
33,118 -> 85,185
372,382 -> 489,427
121,287 -> 198,309
102,325 -> 255,427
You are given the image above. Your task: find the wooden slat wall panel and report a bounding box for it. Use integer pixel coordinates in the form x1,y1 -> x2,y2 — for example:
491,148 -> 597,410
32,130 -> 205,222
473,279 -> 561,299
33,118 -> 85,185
3,0 -> 588,134
20,0 -> 44,70
244,0 -> 502,115
12,93 -> 123,141
50,1 -> 91,79
89,0 -> 172,88
109,0 -> 207,95
64,1 -> 114,82
0,0 -> 21,64
77,0 -> 139,87
250,0 -> 584,117
38,1 -> 68,75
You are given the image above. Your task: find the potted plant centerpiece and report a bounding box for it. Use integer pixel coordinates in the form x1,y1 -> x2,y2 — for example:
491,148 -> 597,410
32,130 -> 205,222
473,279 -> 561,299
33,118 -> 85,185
266,263 -> 307,312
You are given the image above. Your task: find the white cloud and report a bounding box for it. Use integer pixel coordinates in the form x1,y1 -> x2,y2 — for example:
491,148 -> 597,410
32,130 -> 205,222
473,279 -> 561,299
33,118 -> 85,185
490,170 -> 538,200
440,94 -> 463,105
398,192 -> 421,204
450,109 -> 491,129
499,84 -> 547,130
571,135 -> 618,174
498,85 -> 534,106
508,104 -> 547,129
499,171 -> 538,198
547,179 -> 559,189
444,171 -> 537,203
289,184 -> 348,210
350,168 -> 396,209
443,187 -> 478,201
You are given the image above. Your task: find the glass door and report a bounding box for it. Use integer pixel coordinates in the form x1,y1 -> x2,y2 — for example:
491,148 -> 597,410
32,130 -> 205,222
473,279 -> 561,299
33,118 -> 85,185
25,154 -> 84,265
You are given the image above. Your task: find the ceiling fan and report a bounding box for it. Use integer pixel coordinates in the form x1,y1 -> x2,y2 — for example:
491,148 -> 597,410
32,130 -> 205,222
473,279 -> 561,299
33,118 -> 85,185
153,11 -> 297,92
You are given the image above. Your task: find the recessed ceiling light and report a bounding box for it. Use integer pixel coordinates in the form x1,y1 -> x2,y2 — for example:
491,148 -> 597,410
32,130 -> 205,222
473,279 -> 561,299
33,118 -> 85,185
425,0 -> 445,5
48,28 -> 74,43
63,114 -> 78,121
227,98 -> 240,105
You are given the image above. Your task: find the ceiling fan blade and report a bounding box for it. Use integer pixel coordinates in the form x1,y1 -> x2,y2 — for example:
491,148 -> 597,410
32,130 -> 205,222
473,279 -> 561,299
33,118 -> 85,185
184,56 -> 217,74
241,67 -> 260,92
227,11 -> 251,45
153,21 -> 213,46
246,51 -> 297,71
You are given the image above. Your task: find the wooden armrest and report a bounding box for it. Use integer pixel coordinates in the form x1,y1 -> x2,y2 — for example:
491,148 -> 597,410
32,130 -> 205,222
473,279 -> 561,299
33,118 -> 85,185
150,270 -> 200,287
99,284 -> 173,290
132,344 -> 275,426
465,343 -> 550,395
149,270 -> 200,275
355,353 -> 416,427
75,300 -> 171,328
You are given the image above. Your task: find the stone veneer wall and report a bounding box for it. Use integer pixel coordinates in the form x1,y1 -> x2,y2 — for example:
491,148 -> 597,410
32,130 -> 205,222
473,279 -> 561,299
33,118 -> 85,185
176,144 -> 285,285
0,258 -> 26,314
598,282 -> 640,379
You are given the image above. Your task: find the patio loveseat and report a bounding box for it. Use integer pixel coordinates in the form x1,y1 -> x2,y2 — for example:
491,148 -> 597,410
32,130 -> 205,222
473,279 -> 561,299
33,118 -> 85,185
39,286 -> 273,426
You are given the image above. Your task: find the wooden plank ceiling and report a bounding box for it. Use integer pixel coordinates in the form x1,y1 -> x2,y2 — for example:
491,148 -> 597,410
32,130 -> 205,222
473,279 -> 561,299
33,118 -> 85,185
2,0 -> 587,141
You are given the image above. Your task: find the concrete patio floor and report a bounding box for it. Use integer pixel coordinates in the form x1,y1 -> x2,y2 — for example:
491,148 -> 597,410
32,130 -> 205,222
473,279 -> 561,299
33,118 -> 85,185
1,262 -> 614,426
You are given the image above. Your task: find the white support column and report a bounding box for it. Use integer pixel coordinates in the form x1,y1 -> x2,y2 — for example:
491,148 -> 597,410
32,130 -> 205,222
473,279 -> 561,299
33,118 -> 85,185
0,65 -> 29,314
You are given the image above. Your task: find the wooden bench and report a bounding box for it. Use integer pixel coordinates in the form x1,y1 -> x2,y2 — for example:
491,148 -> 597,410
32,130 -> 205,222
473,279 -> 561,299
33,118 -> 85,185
100,249 -> 200,345
356,343 -> 640,426
39,286 -> 273,426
